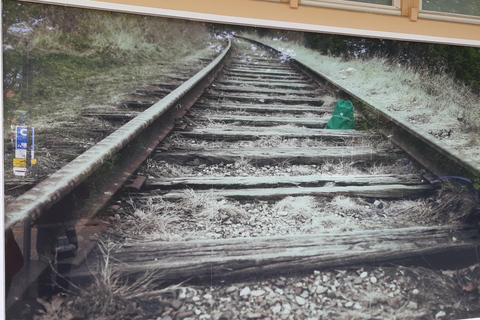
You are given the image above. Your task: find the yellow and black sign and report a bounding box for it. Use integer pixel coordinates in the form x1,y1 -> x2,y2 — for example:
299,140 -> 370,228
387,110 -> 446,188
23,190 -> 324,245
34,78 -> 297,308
13,158 -> 37,167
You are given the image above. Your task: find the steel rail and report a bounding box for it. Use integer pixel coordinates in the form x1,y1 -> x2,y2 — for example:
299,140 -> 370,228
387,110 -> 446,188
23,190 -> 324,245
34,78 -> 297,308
4,39 -> 232,229
237,35 -> 480,186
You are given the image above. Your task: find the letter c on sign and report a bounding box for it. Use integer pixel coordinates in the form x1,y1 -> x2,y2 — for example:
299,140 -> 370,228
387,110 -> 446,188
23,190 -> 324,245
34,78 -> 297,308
20,128 -> 27,136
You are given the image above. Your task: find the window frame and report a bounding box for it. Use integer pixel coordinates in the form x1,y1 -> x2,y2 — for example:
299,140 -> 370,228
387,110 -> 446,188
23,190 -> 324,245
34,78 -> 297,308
288,0 -> 402,16
289,0 -> 480,24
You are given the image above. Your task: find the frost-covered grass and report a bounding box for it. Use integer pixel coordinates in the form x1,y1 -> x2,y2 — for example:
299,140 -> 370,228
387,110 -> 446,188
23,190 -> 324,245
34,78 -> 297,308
241,34 -> 480,162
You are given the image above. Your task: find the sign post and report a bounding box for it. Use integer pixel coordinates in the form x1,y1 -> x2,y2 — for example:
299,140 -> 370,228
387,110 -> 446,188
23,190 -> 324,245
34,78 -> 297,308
13,113 -> 37,289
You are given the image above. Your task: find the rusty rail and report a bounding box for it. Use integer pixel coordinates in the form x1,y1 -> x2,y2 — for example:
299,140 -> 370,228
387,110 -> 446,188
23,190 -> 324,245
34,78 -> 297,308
4,38 -> 232,229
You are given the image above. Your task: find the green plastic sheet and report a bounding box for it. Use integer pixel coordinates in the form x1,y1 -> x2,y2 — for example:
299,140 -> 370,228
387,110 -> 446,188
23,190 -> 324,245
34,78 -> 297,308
325,100 -> 354,130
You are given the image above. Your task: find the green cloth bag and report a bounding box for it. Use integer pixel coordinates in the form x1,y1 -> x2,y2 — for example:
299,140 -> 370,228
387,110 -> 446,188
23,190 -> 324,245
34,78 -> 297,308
325,100 -> 354,129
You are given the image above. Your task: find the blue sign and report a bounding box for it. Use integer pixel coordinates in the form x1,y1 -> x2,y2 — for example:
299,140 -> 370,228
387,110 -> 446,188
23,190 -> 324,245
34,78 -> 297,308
16,126 -> 27,150
14,125 -> 35,176
15,126 -> 34,159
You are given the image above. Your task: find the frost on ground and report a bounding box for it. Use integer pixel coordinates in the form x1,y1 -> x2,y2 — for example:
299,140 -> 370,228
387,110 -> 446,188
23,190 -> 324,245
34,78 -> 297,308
247,35 -> 480,166
108,191 -> 471,244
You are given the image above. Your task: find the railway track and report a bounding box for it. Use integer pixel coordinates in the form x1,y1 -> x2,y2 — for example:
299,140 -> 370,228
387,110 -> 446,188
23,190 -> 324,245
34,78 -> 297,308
5,37 -> 480,319
94,38 -> 478,274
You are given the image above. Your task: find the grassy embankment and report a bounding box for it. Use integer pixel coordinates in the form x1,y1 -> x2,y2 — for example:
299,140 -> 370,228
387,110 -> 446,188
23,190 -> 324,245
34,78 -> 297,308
245,32 -> 480,158
3,3 -> 215,179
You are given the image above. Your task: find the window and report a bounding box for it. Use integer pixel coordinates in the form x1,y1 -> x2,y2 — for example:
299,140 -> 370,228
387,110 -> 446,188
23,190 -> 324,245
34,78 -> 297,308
422,0 -> 480,17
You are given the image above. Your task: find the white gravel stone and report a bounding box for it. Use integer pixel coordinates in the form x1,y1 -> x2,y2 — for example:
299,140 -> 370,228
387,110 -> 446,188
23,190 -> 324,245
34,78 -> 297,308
271,304 -> 282,313
435,311 -> 447,318
240,287 -> 251,297
250,290 -> 266,297
360,272 -> 368,278
295,296 -> 306,306
316,286 -> 328,294
246,312 -> 262,319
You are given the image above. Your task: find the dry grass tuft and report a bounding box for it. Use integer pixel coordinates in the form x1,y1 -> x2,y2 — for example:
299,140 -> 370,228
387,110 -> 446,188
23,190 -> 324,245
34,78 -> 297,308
116,196 -> 181,241
34,294 -> 77,320
329,196 -> 368,216
181,188 -> 214,211
272,196 -> 360,232
318,95 -> 338,109
182,189 -> 248,225
273,196 -> 318,221
33,240 -> 194,320
395,199 -> 425,212
426,181 -> 478,224
234,156 -> 253,171
69,240 -> 165,319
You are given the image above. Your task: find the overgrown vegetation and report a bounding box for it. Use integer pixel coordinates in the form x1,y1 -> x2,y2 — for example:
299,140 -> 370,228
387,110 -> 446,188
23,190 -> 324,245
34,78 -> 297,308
2,0 -> 216,181
2,0 -> 212,128
236,27 -> 480,95
303,33 -> 480,93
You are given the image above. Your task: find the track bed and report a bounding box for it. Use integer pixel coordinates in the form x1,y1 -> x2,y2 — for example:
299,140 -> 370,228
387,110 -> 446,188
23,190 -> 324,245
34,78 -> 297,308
8,38 -> 480,320
74,39 -> 479,320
